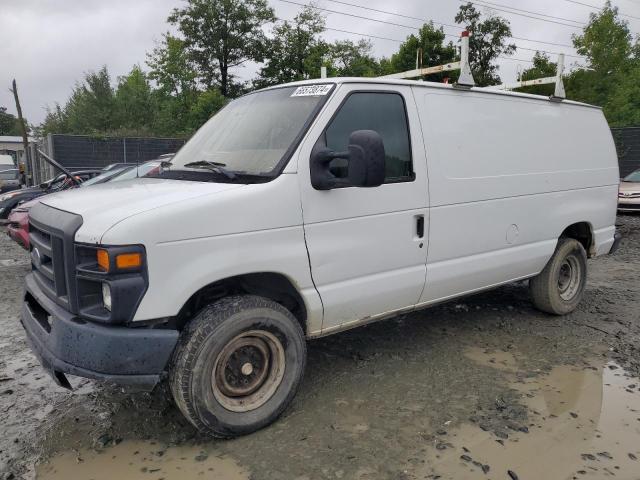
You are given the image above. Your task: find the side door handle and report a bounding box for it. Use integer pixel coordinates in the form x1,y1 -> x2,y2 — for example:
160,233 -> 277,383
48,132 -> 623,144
415,215 -> 425,239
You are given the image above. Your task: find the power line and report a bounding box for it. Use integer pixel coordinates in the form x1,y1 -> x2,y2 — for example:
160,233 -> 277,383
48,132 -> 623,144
461,0 -> 583,28
277,0 -> 429,31
279,17 -> 581,62
323,0 -> 582,48
277,0 -> 581,51
472,0 -> 586,24
276,0 -> 585,57
561,0 -> 640,21
324,26 -> 406,43
323,0 -> 461,30
499,55 -> 534,63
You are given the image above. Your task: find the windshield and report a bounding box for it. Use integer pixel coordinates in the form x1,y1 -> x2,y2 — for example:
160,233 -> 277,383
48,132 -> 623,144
82,166 -> 133,187
0,170 -> 18,181
170,85 -> 333,177
112,162 -> 164,181
623,169 -> 640,182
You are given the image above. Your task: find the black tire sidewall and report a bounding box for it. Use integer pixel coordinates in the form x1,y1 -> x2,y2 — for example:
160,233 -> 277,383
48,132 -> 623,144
548,240 -> 587,311
187,303 -> 305,436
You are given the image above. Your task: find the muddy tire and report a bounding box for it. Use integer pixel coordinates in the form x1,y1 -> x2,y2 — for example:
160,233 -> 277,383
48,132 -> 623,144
529,238 -> 587,315
169,295 -> 306,437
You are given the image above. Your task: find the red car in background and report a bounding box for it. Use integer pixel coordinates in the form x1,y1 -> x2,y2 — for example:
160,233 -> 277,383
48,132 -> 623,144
7,160 -> 165,249
6,198 -> 34,249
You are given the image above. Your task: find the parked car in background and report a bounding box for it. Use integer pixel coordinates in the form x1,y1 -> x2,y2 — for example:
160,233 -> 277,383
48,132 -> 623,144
0,168 -> 21,194
6,197 -> 34,249
0,169 -> 101,220
6,161 -> 167,248
0,154 -> 15,171
618,169 -> 640,212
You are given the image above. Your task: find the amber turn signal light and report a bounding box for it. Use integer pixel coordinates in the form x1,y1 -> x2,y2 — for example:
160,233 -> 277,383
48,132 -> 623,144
97,249 -> 110,272
116,253 -> 142,270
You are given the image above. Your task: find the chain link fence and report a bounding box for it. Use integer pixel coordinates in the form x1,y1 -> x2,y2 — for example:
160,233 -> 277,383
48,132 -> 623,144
611,127 -> 640,177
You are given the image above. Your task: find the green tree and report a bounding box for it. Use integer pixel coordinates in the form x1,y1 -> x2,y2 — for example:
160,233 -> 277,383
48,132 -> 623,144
114,66 -> 156,131
381,23 -> 457,82
147,34 -> 200,135
64,66 -> 117,134
38,104 -> 69,136
0,107 -> 23,136
566,1 -> 634,111
188,89 -> 228,130
256,6 -> 327,88
605,64 -> 640,126
455,3 -> 516,86
169,0 -> 275,97
573,1 -> 632,75
147,34 -> 199,99
328,39 -> 382,77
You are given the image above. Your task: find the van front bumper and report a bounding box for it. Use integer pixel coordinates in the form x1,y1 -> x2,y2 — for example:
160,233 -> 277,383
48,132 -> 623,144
20,273 -> 179,391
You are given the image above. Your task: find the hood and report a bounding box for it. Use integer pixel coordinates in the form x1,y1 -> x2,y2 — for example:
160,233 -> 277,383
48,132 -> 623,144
619,181 -> 640,194
40,178 -> 244,243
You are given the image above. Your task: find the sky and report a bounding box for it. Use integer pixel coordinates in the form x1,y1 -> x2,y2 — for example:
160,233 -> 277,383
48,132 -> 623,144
1,0 -> 639,125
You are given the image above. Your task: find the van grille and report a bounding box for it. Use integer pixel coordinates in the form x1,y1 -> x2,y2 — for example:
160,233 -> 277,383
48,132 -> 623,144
28,203 -> 83,313
30,221 -> 70,309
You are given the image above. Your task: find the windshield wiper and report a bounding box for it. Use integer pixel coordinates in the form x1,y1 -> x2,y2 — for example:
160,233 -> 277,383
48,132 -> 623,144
184,160 -> 237,180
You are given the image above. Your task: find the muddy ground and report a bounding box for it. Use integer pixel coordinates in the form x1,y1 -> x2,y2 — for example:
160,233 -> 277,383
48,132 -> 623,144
1,215 -> 639,480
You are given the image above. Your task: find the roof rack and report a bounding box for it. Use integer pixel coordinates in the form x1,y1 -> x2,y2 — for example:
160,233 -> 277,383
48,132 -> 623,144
377,32 -> 566,101
482,54 -> 566,100
379,31 -> 475,88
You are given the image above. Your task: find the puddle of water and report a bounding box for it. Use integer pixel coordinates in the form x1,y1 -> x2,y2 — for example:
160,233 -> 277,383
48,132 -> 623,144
36,440 -> 249,480
422,350 -> 640,480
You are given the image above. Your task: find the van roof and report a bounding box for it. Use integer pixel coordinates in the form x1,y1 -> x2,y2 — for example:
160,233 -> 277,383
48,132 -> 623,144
263,77 -> 599,110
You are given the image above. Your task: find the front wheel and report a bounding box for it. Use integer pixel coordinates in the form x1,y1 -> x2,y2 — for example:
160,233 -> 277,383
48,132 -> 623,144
169,295 -> 306,437
529,238 -> 587,315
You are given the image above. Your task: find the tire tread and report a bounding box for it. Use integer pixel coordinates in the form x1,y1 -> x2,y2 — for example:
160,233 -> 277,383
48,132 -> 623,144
530,238 -> 587,315
168,295 -> 305,437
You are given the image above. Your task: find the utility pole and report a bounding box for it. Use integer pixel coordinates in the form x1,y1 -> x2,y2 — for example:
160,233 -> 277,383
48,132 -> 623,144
10,79 -> 30,182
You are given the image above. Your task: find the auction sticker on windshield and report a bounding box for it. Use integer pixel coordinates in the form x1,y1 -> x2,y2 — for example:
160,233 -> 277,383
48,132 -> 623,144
291,85 -> 332,97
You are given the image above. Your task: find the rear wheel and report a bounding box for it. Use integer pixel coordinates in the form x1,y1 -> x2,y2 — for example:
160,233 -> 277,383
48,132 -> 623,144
529,238 -> 587,315
169,295 -> 306,437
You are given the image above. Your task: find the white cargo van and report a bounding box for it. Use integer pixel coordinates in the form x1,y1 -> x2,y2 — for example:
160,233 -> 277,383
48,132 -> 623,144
21,78 -> 621,437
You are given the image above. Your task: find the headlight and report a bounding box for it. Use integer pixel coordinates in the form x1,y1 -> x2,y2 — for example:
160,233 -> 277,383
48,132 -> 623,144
102,282 -> 112,311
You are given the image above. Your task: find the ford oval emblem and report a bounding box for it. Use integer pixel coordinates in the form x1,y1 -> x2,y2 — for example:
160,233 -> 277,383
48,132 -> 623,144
33,247 -> 42,268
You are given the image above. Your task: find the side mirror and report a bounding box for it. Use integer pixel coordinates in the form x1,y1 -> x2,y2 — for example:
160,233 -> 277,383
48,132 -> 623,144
311,130 -> 385,190
39,183 -> 47,189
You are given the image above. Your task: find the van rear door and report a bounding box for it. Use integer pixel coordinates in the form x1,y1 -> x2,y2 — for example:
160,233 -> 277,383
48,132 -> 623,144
298,84 -> 429,332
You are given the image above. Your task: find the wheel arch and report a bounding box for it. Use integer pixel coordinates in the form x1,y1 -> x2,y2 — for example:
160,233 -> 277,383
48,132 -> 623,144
560,221 -> 595,257
174,272 -> 308,334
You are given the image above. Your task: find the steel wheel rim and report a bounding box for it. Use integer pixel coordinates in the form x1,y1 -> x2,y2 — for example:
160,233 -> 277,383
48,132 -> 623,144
558,255 -> 581,301
212,330 -> 286,412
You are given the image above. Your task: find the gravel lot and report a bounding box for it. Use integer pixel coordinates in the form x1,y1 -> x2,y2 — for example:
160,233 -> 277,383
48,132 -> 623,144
1,215 -> 639,480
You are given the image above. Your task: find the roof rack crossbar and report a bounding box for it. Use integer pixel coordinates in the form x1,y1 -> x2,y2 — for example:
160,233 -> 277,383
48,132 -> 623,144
378,32 -> 476,88
482,54 -> 566,100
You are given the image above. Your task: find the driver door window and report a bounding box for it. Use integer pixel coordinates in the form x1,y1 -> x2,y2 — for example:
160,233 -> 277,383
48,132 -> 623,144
322,92 -> 414,183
